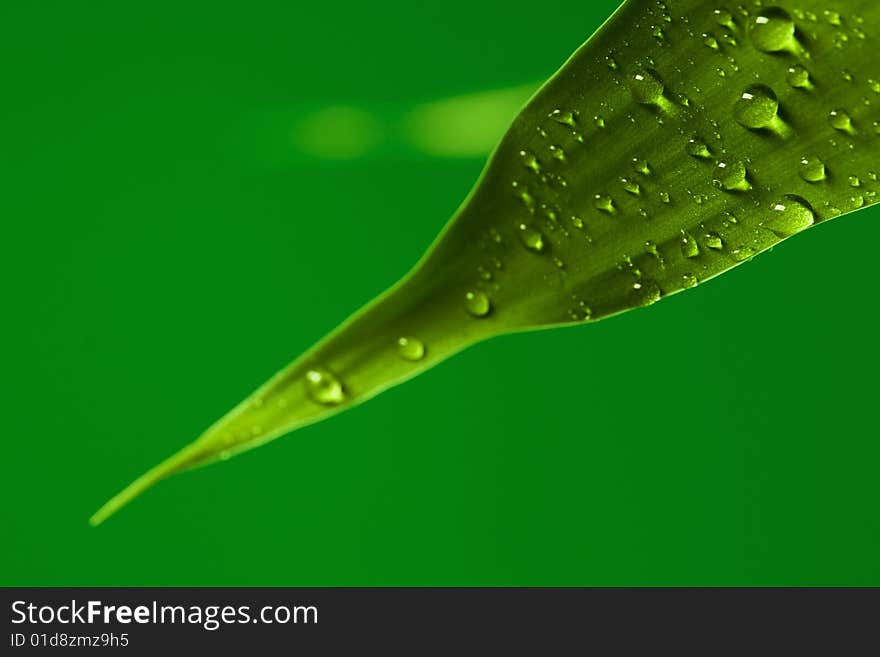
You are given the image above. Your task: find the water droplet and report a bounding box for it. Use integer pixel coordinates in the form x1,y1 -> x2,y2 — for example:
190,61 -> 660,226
823,9 -> 842,26
763,195 -> 816,237
749,7 -> 796,53
305,368 -> 346,405
464,290 -> 491,317
659,191 -> 671,204
397,336 -> 426,361
630,280 -> 662,307
570,215 -> 584,230
550,109 -> 578,128
632,158 -> 652,175
518,224 -> 545,253
686,137 -> 713,159
520,149 -> 541,173
703,34 -> 720,50
628,67 -> 665,104
620,177 -> 641,195
732,245 -> 757,262
682,273 -> 699,289
549,144 -> 567,163
704,233 -> 724,250
716,160 -> 751,191
786,65 -> 811,89
593,194 -> 616,213
829,108 -> 854,133
734,84 -> 779,129
594,115 -> 606,129
799,156 -> 827,182
714,8 -> 735,29
512,181 -> 536,213
848,175 -> 861,188
680,230 -> 700,258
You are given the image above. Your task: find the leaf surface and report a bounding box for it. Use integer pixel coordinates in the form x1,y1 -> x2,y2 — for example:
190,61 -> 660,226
91,0 -> 880,524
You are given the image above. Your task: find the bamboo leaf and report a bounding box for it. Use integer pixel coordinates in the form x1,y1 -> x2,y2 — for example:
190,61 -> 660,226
91,0 -> 880,525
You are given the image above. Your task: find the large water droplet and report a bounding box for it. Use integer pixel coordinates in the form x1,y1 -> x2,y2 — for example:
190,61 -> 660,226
764,195 -> 816,237
734,84 -> 779,129
628,67 -> 665,104
305,368 -> 346,405
749,7 -> 796,52
464,290 -> 491,317
799,156 -> 827,182
397,336 -> 426,361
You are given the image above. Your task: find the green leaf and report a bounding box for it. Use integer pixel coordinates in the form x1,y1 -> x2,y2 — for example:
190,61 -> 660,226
90,0 -> 880,525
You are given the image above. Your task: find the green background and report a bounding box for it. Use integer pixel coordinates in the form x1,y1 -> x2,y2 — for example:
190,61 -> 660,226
3,0 -> 878,585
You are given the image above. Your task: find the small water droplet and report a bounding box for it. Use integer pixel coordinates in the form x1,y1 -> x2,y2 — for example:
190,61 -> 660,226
682,273 -> 699,289
799,156 -> 827,182
732,245 -> 757,262
749,7 -> 796,53
305,368 -> 346,405
704,233 -> 724,250
787,65 -> 812,89
734,84 -> 779,129
464,290 -> 491,317
397,336 -> 426,361
680,230 -> 700,258
632,158 -> 652,175
593,194 -> 616,213
628,67 -> 666,104
686,137 -> 713,159
620,177 -> 641,195
823,9 -> 842,26
714,8 -> 735,29
716,160 -> 751,191
550,109 -> 578,128
630,280 -> 662,307
519,149 -> 541,173
763,195 -> 816,237
549,144 -> 567,163
570,215 -> 584,230
518,224 -> 545,253
848,175 -> 861,187
660,191 -> 671,203
829,108 -> 854,133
